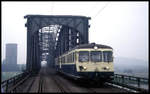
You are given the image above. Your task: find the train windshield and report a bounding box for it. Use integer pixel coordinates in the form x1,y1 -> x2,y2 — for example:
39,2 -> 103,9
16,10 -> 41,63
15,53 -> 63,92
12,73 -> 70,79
90,51 -> 102,62
103,51 -> 113,62
79,51 -> 89,62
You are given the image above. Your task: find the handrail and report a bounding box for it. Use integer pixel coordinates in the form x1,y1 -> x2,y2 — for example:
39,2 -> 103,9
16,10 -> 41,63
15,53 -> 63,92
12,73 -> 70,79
1,72 -> 148,93
8,75 -> 30,92
112,74 -> 149,92
1,71 -> 29,93
114,74 -> 148,80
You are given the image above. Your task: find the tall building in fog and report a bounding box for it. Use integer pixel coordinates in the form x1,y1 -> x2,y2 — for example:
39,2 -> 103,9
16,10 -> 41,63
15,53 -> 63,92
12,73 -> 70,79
6,44 -> 17,65
2,43 -> 19,71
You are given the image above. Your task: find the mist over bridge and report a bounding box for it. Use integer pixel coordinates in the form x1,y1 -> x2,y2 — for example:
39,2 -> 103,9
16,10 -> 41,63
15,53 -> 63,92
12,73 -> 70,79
1,15 -> 148,93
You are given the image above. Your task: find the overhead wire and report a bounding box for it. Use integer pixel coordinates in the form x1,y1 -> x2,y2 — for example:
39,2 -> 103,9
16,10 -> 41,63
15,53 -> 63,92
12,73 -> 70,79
87,2 -> 110,34
90,2 -> 110,25
51,2 -> 54,15
93,2 -> 110,19
86,2 -> 99,16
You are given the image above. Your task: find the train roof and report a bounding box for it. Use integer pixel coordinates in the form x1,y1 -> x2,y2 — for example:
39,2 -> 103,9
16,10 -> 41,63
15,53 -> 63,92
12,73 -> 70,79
75,43 -> 112,49
74,43 -> 112,49
56,43 -> 112,57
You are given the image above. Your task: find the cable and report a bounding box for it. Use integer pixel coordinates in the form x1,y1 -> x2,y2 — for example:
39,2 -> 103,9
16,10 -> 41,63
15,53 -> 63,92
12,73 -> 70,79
93,2 -> 110,19
51,2 -> 54,15
90,2 -> 110,25
86,2 -> 99,16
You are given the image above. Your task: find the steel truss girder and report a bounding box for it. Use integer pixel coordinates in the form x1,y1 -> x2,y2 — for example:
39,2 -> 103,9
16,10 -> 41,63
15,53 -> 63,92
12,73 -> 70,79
25,15 -> 90,44
25,15 -> 91,72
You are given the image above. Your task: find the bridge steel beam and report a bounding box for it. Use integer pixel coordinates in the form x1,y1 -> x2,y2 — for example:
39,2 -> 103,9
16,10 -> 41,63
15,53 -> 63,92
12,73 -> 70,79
24,15 -> 91,72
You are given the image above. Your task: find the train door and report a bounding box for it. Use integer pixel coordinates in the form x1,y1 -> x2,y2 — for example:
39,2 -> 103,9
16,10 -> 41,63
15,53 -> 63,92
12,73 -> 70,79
75,51 -> 79,71
59,57 -> 62,69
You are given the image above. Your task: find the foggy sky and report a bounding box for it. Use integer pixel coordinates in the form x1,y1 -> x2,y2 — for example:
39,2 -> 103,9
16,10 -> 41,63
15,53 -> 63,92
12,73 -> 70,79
2,1 -> 148,64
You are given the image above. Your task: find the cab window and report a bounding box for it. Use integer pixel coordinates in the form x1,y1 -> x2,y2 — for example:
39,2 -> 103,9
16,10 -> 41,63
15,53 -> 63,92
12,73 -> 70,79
103,51 -> 113,62
79,51 -> 89,62
90,51 -> 102,62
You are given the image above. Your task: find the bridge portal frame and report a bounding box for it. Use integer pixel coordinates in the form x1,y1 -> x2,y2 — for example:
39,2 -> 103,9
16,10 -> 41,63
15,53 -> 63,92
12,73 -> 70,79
24,15 -> 91,72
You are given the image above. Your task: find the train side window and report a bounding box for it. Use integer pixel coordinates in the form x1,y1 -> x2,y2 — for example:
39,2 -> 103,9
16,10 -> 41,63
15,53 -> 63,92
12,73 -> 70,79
70,54 -> 72,63
63,56 -> 65,63
67,55 -> 69,63
62,56 -> 65,64
68,54 -> 71,63
71,53 -> 73,63
59,58 -> 60,64
68,54 -> 70,63
65,56 -> 66,63
61,57 -> 63,64
103,51 -> 113,62
79,51 -> 89,62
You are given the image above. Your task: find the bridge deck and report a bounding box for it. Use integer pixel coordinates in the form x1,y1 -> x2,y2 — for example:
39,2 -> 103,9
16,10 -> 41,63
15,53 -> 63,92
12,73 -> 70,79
8,66 -> 130,93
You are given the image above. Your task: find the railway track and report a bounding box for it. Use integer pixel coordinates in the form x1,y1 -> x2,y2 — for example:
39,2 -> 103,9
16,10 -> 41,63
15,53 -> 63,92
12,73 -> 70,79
46,67 -> 73,93
16,74 -> 39,93
21,76 -> 36,92
4,67 -> 146,93
24,72 -> 145,93
23,70 -> 43,93
87,88 -> 97,93
7,74 -> 31,92
59,75 -> 128,93
38,75 -> 43,93
36,67 -> 69,93
27,78 -> 35,92
51,76 -> 66,92
58,71 -> 148,93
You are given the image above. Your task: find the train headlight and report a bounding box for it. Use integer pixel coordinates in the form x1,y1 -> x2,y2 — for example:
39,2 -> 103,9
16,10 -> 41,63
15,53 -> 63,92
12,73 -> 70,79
104,66 -> 110,70
83,67 -> 87,70
106,66 -> 109,69
79,66 -> 87,70
94,46 -> 98,50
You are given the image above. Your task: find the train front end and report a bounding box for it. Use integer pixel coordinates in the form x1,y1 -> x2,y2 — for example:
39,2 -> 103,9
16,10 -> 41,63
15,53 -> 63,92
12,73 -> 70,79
75,44 -> 114,82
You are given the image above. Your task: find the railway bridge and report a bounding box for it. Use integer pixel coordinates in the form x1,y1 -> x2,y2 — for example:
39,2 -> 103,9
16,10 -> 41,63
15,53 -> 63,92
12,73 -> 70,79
24,15 -> 90,72
1,15 -> 149,93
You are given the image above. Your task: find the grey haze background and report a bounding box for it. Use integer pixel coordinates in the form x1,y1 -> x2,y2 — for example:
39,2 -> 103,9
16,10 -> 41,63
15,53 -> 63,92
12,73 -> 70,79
2,2 -> 148,64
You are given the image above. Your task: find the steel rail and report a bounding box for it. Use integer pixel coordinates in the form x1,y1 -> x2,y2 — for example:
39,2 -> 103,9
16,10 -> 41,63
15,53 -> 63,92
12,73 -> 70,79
8,74 -> 31,93
51,76 -> 68,93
